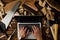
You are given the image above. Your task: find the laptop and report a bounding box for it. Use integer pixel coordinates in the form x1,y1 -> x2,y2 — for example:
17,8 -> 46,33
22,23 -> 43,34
15,16 -> 43,40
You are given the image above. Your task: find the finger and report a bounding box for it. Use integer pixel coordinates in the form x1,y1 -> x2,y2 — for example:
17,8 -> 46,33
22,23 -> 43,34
24,28 -> 27,32
34,25 -> 36,29
34,25 -> 39,32
34,25 -> 39,30
32,26 -> 35,31
22,26 -> 24,29
36,26 -> 39,30
32,31 -> 34,35
21,26 -> 24,29
33,25 -> 37,31
21,26 -> 24,30
26,30 -> 29,35
36,26 -> 40,31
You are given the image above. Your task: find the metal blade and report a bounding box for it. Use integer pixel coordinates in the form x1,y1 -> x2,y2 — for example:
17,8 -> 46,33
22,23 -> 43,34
1,1 -> 20,29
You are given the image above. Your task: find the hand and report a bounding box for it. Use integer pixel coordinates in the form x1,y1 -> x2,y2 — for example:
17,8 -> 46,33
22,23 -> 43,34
32,25 -> 42,40
19,27 -> 29,38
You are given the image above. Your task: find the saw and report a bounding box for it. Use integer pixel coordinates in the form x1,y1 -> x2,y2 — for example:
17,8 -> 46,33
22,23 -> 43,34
0,0 -> 20,33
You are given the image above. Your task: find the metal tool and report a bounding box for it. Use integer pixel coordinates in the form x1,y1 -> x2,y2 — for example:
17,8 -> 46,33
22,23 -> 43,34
0,1 -> 20,32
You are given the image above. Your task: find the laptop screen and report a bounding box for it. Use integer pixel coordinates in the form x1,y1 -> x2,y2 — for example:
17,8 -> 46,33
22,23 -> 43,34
15,16 -> 43,23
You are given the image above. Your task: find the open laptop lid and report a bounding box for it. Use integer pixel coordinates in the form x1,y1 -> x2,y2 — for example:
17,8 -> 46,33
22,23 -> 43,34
15,16 -> 43,23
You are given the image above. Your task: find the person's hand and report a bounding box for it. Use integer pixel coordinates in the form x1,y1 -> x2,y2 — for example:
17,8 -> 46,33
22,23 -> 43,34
32,25 -> 42,40
19,27 -> 29,38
